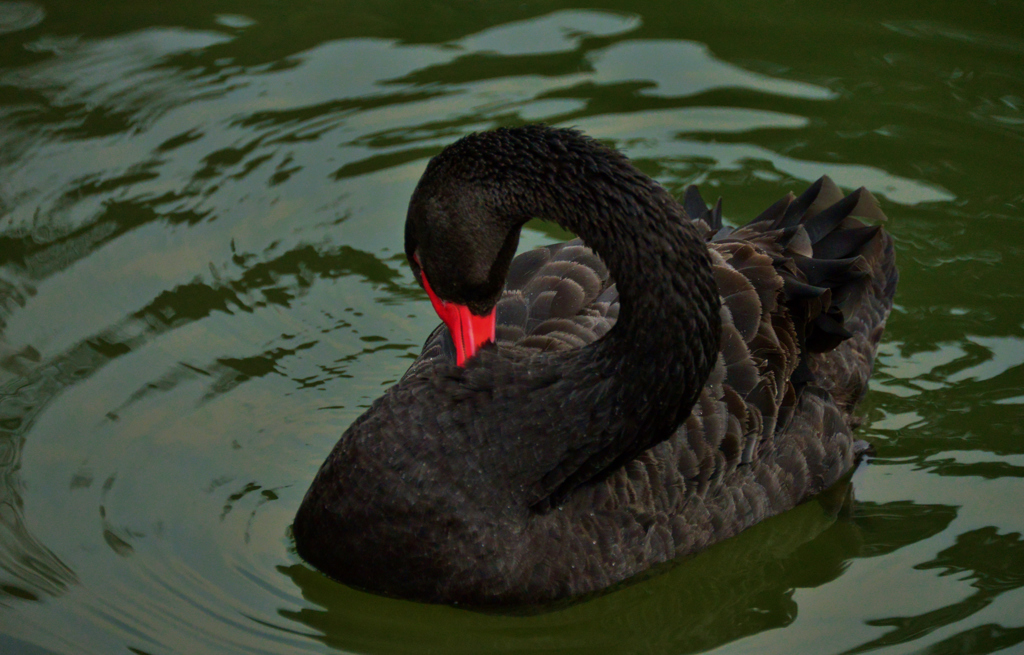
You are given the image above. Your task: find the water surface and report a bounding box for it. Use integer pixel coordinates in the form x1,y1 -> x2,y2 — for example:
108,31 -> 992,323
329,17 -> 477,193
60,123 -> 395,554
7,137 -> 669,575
1,1 -> 1023,654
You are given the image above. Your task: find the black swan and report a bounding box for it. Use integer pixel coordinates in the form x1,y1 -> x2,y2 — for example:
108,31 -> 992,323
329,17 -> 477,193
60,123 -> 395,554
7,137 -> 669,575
293,125 -> 897,607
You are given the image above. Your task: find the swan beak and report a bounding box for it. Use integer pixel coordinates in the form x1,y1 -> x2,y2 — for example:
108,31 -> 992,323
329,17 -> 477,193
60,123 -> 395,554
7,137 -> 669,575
419,273 -> 496,366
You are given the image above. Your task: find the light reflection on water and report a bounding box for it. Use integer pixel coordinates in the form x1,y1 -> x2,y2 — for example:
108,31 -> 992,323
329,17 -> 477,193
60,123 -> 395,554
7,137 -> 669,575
1,1 -> 1023,654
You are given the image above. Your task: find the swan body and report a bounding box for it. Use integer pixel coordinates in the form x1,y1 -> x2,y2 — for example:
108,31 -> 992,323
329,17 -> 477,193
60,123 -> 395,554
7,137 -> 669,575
294,125 -> 897,607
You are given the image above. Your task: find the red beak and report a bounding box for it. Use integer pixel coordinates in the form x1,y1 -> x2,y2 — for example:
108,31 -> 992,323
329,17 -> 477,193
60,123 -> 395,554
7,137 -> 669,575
419,272 -> 496,366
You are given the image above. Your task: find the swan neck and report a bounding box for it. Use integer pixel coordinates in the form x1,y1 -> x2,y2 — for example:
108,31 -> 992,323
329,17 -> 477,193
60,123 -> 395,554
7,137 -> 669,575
509,136 -> 720,365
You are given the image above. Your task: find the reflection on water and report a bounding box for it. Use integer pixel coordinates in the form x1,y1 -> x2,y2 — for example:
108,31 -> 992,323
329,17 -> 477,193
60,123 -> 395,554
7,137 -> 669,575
0,448 -> 77,605
0,2 -> 43,36
0,0 -> 1023,653
280,486 -> 956,655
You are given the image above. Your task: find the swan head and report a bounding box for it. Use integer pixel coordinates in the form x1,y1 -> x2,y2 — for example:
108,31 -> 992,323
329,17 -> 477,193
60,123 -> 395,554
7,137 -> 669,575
404,137 -> 530,365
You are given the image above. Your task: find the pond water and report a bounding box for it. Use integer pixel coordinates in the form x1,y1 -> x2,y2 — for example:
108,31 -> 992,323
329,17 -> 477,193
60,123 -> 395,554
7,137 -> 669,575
1,1 -> 1023,653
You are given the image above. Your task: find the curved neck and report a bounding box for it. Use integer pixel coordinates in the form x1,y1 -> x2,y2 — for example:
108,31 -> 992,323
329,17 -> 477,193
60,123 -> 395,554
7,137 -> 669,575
523,131 -> 722,442
427,126 -> 720,374
520,139 -> 720,370
417,126 -> 722,501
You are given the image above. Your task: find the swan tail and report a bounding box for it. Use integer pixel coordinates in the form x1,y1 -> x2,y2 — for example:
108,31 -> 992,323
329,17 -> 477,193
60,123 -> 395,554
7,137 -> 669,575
687,176 -> 897,414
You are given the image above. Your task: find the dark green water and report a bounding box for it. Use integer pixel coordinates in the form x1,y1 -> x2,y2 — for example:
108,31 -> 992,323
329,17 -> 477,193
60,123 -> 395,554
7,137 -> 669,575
1,1 -> 1022,653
